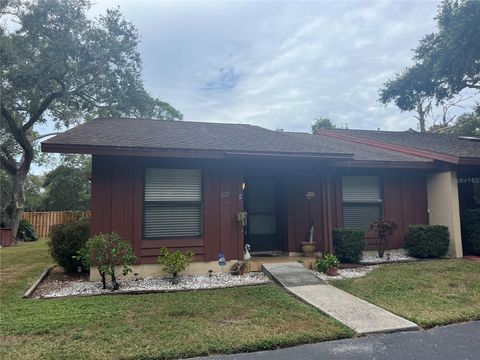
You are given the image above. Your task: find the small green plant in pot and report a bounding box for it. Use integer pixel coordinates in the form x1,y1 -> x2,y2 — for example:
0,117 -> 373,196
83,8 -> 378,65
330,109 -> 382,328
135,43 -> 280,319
157,247 -> 193,284
315,253 -> 340,276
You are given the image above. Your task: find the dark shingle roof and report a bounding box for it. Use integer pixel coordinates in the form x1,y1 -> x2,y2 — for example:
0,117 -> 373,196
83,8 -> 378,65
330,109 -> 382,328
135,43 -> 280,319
42,118 -> 430,163
327,129 -> 480,159
286,132 -> 430,162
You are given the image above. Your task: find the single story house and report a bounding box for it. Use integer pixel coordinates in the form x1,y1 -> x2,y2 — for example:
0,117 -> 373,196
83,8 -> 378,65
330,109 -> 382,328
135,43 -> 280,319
42,118 -> 480,275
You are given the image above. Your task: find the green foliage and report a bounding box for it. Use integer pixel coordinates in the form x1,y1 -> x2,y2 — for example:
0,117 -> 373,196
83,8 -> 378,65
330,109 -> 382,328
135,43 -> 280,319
315,253 -> 340,273
77,232 -> 136,290
42,165 -> 90,211
332,228 -> 365,263
157,247 -> 193,282
370,218 -> 398,258
48,218 -> 90,273
461,209 -> 480,255
16,219 -> 38,242
379,0 -> 480,130
453,105 -> 480,136
311,117 -> 335,133
404,225 -> 450,258
0,0 -> 182,236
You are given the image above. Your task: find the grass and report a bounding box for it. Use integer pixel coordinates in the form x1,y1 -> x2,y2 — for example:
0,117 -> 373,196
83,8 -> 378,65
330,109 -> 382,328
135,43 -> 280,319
331,259 -> 480,328
0,241 -> 352,360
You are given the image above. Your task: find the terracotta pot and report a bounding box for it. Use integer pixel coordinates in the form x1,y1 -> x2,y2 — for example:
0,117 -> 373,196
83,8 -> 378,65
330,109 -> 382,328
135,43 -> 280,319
327,267 -> 338,276
301,241 -> 316,257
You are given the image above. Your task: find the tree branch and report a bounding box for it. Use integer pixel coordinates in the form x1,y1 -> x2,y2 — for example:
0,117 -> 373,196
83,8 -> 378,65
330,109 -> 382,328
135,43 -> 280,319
32,132 -> 61,142
1,104 -> 33,156
22,88 -> 64,131
0,153 -> 18,175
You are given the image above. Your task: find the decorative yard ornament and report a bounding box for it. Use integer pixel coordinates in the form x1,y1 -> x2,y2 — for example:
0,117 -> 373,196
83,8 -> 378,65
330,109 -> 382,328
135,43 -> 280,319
301,191 -> 317,257
244,244 -> 251,261
218,251 -> 227,272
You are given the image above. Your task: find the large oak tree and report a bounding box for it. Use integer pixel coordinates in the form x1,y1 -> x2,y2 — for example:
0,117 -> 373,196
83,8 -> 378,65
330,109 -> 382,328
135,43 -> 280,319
0,0 -> 182,239
379,0 -> 479,131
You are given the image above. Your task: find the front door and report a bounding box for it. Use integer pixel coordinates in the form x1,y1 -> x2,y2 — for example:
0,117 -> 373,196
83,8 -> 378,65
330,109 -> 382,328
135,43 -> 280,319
245,177 -> 279,252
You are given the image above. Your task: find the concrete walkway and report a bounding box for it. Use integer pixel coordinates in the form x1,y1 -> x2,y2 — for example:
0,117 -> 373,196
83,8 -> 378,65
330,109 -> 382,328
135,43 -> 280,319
262,262 -> 418,335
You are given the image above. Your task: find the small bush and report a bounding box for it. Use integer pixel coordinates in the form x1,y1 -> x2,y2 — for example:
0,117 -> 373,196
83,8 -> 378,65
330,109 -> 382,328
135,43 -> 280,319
77,232 -> 136,290
370,218 -> 398,258
315,253 -> 340,273
17,219 -> 38,242
157,247 -> 193,283
404,225 -> 450,258
332,228 -> 365,263
49,218 -> 90,273
461,209 -> 480,255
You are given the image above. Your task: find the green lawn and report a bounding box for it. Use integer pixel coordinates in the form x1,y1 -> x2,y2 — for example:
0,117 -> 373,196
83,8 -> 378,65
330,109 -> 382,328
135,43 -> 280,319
332,259 -> 480,328
0,241 -> 352,360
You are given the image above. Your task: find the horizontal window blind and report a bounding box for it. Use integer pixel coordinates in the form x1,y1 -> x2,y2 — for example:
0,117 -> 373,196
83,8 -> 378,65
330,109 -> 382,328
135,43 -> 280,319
145,169 -> 201,202
343,204 -> 382,230
144,204 -> 201,238
342,176 -> 382,203
144,168 -> 202,239
342,176 -> 383,230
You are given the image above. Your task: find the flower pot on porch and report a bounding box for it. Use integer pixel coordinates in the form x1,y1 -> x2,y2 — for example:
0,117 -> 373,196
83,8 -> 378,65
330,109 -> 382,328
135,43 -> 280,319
301,241 -> 316,258
327,267 -> 338,276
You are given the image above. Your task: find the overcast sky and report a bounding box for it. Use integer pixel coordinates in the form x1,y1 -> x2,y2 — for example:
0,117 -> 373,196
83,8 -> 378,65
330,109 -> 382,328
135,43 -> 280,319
88,0 -> 468,132
33,0 -> 478,173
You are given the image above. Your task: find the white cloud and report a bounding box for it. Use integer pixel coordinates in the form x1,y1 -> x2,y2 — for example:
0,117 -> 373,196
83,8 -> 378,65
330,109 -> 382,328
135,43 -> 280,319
85,0 -> 477,133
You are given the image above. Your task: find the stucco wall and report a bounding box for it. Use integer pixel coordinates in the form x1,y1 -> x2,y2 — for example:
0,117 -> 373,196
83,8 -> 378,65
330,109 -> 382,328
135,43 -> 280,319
426,171 -> 463,258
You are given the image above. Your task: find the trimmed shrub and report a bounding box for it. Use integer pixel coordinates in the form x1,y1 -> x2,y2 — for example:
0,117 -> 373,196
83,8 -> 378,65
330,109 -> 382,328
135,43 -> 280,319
404,225 -> 449,258
49,218 -> 90,273
332,228 -> 365,263
77,232 -> 136,290
461,209 -> 480,256
17,219 -> 38,242
157,247 -> 193,283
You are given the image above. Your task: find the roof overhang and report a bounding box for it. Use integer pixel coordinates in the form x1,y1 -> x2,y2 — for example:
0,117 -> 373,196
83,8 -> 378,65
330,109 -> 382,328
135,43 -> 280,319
41,142 -> 354,161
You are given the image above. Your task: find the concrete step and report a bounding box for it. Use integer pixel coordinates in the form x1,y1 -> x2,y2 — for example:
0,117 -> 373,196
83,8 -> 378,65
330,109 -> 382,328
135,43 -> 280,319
262,262 -> 419,335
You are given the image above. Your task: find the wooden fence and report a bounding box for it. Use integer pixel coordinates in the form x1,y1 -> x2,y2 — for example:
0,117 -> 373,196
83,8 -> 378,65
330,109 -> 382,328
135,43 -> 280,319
21,211 -> 91,238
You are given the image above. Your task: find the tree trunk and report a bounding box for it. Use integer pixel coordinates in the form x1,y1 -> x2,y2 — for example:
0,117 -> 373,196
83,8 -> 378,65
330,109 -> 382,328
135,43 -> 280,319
8,169 -> 28,242
416,102 -> 426,133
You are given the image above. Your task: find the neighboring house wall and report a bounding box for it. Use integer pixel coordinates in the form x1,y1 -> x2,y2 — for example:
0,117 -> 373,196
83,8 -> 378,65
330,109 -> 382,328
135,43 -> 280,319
91,154 -> 432,265
427,171 -> 463,258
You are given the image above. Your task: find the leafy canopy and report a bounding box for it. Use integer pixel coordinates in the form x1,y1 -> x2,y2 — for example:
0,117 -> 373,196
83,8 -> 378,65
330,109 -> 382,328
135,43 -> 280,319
379,0 -> 479,129
311,117 -> 335,133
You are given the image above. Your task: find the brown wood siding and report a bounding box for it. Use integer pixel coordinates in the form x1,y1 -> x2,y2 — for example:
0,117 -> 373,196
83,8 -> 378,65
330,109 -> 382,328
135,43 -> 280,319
91,155 -> 244,263
332,169 -> 429,250
285,171 -> 325,253
90,155 -> 430,264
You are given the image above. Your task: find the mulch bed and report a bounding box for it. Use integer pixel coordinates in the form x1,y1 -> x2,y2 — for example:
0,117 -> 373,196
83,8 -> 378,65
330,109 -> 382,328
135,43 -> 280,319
33,266 -> 89,298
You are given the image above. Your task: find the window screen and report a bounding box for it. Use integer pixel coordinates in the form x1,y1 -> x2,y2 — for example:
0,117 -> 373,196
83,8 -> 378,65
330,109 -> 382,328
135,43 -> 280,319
144,169 -> 202,239
342,176 -> 382,230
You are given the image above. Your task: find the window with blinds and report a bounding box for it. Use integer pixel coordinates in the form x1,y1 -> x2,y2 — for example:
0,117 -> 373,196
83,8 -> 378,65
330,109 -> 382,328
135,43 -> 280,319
144,168 -> 202,239
342,176 -> 383,230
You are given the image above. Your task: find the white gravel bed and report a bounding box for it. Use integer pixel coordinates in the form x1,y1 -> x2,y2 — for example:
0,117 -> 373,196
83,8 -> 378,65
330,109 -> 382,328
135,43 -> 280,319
36,273 -> 271,298
360,250 -> 418,264
310,265 -> 380,281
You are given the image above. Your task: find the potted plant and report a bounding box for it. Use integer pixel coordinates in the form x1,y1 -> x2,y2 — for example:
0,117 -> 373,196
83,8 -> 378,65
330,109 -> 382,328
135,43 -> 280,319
315,253 -> 340,276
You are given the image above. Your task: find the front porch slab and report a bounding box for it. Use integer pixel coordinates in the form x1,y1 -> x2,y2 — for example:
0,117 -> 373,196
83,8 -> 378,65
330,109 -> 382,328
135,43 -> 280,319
262,262 -> 419,335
